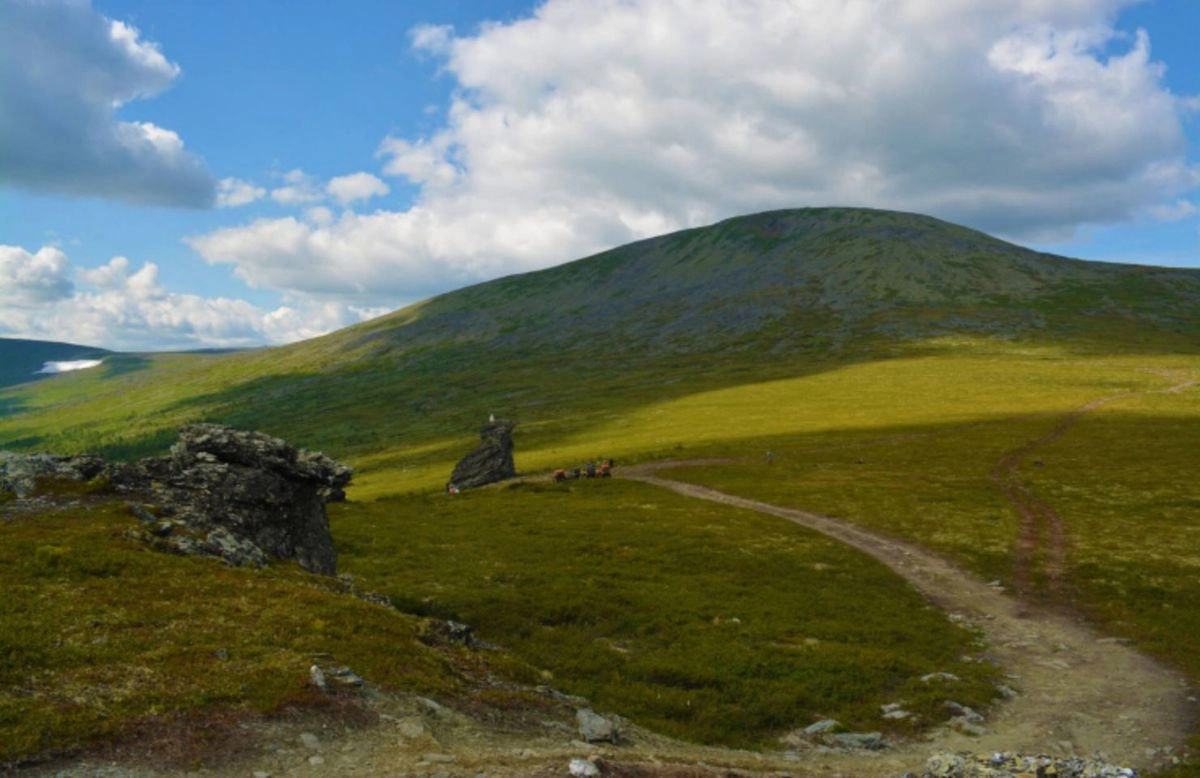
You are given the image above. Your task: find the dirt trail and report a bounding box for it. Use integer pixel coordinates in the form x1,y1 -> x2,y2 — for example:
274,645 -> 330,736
621,463 -> 1195,774
992,374 -> 1198,599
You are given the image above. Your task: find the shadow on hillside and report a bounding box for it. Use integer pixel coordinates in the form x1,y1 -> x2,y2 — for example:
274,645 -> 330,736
0,395 -> 30,419
19,325 -> 1200,469
101,354 -> 154,379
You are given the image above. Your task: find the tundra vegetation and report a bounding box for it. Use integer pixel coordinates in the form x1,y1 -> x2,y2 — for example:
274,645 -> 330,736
1,209 -> 1198,771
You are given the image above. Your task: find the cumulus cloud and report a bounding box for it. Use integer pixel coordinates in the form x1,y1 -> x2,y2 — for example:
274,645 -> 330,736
189,0 -> 1199,302
327,172 -> 390,206
0,0 -> 215,207
0,245 -> 374,351
0,245 -> 75,306
270,169 -> 324,205
216,177 -> 267,208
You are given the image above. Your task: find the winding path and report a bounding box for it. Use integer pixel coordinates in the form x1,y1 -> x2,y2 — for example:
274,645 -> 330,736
622,461 -> 1194,774
992,374 -> 1198,599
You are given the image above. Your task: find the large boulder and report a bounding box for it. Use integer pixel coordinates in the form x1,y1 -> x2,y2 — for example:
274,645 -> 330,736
449,419 -> 516,490
0,452 -> 107,498
112,424 -> 351,575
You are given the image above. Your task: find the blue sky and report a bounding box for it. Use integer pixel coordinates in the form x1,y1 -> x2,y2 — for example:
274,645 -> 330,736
1,0 -> 1197,351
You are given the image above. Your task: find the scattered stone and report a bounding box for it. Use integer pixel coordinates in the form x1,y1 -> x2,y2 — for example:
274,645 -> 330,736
422,754 -> 456,764
396,718 -> 427,739
576,708 -> 619,743
827,732 -> 885,750
307,755 -> 324,766
325,665 -> 364,688
0,452 -> 107,498
253,772 -> 271,778
995,684 -> 1018,699
569,757 -> 601,777
448,419 -> 516,490
421,619 -> 481,648
129,503 -> 157,523
922,751 -> 1139,778
803,719 -> 840,735
945,701 -> 983,723
299,732 -> 321,751
536,685 -> 590,706
309,665 -> 327,692
921,672 -> 961,683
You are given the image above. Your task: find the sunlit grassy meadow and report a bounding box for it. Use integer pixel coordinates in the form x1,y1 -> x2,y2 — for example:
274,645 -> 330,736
3,208 -> 1200,766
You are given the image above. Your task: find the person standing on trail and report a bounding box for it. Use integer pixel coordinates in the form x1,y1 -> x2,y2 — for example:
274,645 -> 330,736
766,450 -> 775,465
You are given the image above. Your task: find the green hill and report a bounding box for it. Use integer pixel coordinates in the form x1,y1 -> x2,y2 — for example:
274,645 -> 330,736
1,207 -> 1196,461
3,207 -> 1200,768
0,337 -> 110,391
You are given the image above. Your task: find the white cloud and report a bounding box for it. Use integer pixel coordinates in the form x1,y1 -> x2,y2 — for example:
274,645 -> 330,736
270,169 -> 324,205
0,246 -> 75,306
189,0 -> 1199,303
217,177 -> 267,208
0,245 -> 372,351
327,172 -> 390,206
0,0 -> 214,207
1148,199 -> 1199,222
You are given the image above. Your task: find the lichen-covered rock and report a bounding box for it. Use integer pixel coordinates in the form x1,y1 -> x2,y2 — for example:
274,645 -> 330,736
110,424 -> 350,575
0,452 -> 107,498
449,419 -> 516,490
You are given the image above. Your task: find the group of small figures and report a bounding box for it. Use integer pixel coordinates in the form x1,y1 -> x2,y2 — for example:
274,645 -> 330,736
554,459 -> 614,481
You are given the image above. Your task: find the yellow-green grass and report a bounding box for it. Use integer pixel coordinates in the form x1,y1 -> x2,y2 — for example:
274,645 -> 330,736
332,478 -> 1000,748
358,346 -> 1180,495
651,357 -> 1200,767
5,340 -> 1200,763
0,493 -> 539,766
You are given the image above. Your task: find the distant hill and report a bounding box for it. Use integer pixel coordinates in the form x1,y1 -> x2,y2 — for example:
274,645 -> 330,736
347,206 -> 1200,359
0,337 -> 111,389
1,207 -> 1198,458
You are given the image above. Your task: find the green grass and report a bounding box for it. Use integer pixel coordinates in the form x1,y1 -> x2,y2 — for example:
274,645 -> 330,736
2,207 -> 1200,766
333,478 -> 1000,747
0,492 -> 539,765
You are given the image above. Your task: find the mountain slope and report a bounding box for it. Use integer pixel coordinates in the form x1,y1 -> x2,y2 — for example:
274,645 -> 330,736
0,337 -> 110,390
0,207 -> 1197,462
346,207 -> 1200,358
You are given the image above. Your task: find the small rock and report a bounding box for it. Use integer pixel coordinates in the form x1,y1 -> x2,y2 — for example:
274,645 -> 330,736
803,719 -> 839,735
576,708 -> 619,743
944,701 -> 982,723
921,672 -> 960,683
396,718 -> 427,739
309,665 -> 327,692
253,772 -> 271,778
828,732 -> 884,750
307,755 -> 324,766
924,752 -> 965,778
326,665 -> 364,688
569,758 -> 600,777
299,732 -> 321,751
